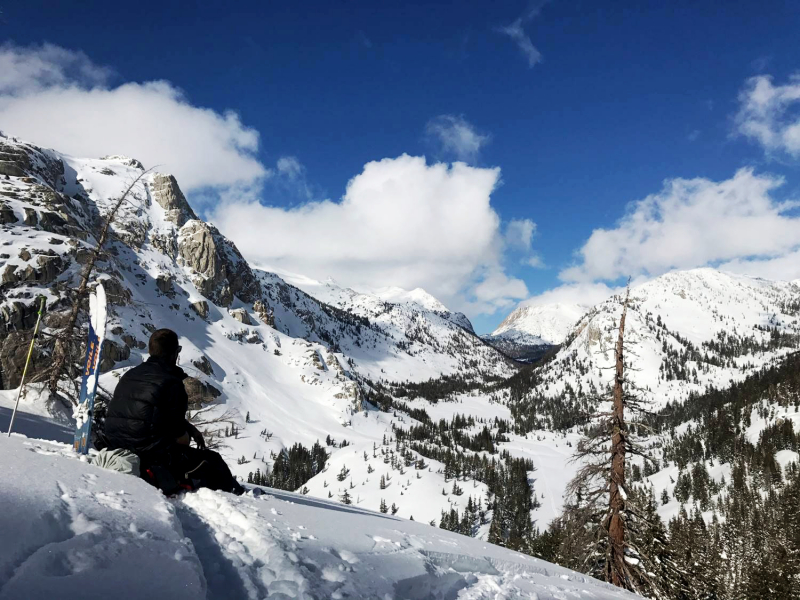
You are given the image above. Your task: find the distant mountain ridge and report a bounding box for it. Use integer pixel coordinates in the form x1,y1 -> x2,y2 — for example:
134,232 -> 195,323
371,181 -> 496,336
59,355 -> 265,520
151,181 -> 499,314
490,301 -> 591,346
523,268 -> 800,413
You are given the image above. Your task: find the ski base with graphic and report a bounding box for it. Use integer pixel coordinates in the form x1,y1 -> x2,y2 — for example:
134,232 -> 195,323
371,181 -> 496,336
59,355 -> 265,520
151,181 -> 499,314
73,283 -> 107,455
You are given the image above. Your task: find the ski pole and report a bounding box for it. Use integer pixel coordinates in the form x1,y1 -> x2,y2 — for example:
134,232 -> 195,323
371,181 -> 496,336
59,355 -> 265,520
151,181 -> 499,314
6,296 -> 46,437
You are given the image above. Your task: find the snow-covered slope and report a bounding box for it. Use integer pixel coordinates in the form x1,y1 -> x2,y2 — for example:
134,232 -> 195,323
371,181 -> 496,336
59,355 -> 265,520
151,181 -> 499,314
372,285 -> 449,312
528,269 -> 800,409
262,271 -> 500,382
0,136 -> 512,531
0,422 -> 637,600
481,269 -> 799,525
490,302 -> 591,346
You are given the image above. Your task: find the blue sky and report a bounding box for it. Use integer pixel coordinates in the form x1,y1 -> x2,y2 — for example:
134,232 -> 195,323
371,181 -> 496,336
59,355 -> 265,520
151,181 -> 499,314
3,1 -> 800,332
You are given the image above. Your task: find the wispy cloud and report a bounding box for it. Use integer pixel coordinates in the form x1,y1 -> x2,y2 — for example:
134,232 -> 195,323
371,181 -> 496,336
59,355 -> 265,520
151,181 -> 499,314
275,156 -> 315,200
505,218 -> 536,251
356,31 -> 373,49
425,114 -> 490,163
497,2 -> 549,68
0,42 -> 113,95
523,255 -> 545,269
734,73 -> 800,159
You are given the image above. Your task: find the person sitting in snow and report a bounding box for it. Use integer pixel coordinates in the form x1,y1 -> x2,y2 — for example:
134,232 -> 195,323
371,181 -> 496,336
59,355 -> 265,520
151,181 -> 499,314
104,328 -> 245,495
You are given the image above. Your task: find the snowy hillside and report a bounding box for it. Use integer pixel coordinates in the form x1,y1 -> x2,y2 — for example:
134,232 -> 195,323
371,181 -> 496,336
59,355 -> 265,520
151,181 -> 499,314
490,302 -> 591,346
0,136 -> 515,533
265,270 -> 493,380
0,420 -> 637,600
526,269 -> 800,410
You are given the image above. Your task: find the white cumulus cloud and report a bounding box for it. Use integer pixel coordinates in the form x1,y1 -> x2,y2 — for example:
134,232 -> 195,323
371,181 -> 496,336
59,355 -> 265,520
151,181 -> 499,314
0,43 -> 267,191
560,168 -> 800,283
209,155 -> 529,315
425,115 -> 490,164
735,73 -> 800,158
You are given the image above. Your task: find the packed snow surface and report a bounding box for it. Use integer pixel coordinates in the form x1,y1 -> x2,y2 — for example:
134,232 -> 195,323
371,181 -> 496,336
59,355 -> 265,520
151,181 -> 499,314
0,417 -> 639,600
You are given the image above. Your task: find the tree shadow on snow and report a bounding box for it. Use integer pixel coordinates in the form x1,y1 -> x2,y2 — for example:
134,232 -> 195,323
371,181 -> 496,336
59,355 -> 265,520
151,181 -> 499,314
0,407 -> 74,444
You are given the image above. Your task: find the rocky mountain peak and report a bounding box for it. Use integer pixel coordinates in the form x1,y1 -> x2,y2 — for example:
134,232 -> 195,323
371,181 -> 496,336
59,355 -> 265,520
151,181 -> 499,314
150,173 -> 197,227
176,220 -> 260,307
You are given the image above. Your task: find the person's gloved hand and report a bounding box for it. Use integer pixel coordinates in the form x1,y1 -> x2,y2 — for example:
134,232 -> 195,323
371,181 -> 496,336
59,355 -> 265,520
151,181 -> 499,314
186,422 -> 206,450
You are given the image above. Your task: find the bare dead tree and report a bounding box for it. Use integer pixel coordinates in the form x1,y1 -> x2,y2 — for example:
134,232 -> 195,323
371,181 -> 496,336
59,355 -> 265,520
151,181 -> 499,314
607,283 -> 629,587
558,283 -> 689,599
47,169 -> 153,402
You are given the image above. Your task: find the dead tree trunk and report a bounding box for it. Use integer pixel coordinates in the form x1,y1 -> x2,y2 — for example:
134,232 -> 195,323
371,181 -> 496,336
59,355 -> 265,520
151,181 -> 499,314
606,286 -> 630,587
48,171 -> 151,400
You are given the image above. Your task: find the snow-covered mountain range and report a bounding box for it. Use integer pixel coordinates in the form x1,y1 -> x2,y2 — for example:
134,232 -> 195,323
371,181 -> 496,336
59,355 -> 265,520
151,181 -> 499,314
0,135 -> 516,528
1,135 -> 799,599
530,268 -> 799,410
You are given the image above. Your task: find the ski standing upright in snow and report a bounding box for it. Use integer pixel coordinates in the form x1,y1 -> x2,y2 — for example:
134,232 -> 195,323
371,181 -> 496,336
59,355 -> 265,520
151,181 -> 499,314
73,283 -> 107,454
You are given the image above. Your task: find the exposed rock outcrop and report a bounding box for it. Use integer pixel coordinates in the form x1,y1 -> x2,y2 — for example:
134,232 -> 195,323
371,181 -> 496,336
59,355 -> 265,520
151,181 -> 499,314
1,255 -> 66,285
100,340 -> 131,373
156,274 -> 174,295
0,139 -> 64,187
254,300 -> 275,328
23,208 -> 37,226
190,300 -> 209,319
38,211 -> 68,234
0,204 -> 17,224
184,376 -> 221,409
177,220 -> 260,307
150,174 -> 197,227
230,308 -> 251,325
226,328 -> 262,344
192,355 -> 215,377
99,276 -> 131,307
121,334 -> 146,350
1,301 -> 41,331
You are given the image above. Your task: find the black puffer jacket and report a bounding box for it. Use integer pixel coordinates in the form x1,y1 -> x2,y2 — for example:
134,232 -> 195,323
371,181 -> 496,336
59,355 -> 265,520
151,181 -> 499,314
104,357 -> 189,455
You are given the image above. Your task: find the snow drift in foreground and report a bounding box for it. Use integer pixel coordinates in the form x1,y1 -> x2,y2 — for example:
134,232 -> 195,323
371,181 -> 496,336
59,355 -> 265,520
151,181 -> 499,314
0,418 -> 637,600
